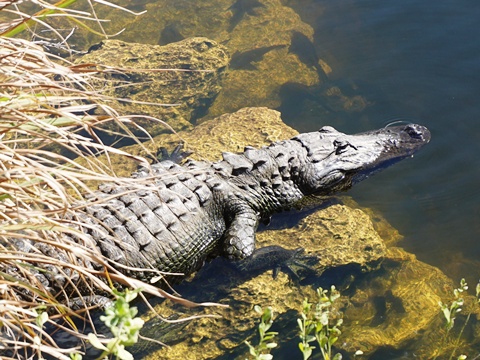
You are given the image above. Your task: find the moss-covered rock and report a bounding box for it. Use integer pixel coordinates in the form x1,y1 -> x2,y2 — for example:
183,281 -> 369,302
82,0 -> 370,125
76,37 -> 229,136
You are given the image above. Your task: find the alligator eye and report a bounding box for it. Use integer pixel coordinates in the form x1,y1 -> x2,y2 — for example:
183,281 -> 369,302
319,126 -> 336,133
333,140 -> 350,155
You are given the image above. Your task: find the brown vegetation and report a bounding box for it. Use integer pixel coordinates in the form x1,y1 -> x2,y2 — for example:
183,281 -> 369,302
0,1 -> 210,358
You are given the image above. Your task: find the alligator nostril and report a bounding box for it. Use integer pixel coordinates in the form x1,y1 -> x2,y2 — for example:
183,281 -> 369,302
404,124 -> 425,140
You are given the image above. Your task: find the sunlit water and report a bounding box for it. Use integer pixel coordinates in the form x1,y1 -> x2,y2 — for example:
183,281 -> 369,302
284,0 -> 480,283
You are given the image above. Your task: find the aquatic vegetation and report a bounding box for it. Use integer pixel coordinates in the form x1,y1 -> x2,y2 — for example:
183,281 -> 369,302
87,289 -> 144,360
246,286 -> 351,360
439,278 -> 468,333
438,278 -> 480,360
245,306 -> 278,360
297,286 -> 343,360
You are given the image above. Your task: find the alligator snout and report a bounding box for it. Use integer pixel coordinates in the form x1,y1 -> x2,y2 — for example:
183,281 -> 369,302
403,124 -> 431,143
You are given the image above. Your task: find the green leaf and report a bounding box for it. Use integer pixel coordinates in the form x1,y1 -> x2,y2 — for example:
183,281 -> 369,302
36,311 -> 49,328
442,307 -> 451,322
258,354 -> 273,360
115,344 -> 134,360
306,335 -> 316,343
87,333 -> 108,351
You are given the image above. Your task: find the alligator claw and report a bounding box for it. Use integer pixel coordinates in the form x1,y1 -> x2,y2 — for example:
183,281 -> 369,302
272,247 -> 318,280
155,143 -> 192,164
237,245 -> 318,280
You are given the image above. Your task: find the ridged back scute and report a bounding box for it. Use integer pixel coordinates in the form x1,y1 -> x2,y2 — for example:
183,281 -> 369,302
221,151 -> 253,176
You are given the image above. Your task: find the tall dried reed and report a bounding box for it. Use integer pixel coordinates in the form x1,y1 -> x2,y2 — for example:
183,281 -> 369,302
0,1 -> 215,358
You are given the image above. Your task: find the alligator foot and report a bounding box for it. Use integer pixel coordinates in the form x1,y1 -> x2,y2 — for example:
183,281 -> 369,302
156,143 -> 192,164
236,245 -> 318,280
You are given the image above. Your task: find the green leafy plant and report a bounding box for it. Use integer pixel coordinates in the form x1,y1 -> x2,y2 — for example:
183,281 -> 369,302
88,288 -> 145,360
245,305 -> 278,360
439,278 -> 468,332
297,286 -> 343,360
244,288 -> 366,360
437,279 -> 480,360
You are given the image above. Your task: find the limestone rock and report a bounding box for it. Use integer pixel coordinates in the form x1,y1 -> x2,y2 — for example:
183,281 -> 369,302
97,0 -> 369,124
76,38 -> 229,136
258,204 -> 386,273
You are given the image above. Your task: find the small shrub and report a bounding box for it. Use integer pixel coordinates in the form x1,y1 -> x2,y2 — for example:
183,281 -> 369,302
297,286 -> 343,360
245,305 -> 278,360
87,288 -> 145,360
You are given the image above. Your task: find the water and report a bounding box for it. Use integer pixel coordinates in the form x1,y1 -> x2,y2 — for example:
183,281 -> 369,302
287,0 -> 480,282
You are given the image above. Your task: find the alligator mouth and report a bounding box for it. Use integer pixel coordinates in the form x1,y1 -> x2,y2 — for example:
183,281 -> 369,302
352,123 -> 431,185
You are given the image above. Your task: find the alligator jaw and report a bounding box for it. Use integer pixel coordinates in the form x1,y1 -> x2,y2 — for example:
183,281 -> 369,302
293,123 -> 431,196
351,124 -> 431,184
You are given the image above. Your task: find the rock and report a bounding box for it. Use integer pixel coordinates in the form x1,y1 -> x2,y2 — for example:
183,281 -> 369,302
341,246 -> 455,357
75,38 -> 229,136
258,204 -> 386,273
87,0 -> 369,125
158,106 -> 299,159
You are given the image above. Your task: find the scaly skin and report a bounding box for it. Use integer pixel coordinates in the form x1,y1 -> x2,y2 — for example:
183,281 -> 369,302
5,124 -> 430,295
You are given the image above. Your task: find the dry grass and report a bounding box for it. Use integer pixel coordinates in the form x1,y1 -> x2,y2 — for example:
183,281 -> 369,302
0,1 -> 220,358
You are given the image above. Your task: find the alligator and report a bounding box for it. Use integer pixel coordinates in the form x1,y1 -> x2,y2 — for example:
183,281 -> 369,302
5,123 -> 430,300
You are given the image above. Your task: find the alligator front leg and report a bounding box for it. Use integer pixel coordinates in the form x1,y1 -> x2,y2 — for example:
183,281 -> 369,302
223,208 -> 318,279
237,246 -> 318,279
224,208 -> 259,259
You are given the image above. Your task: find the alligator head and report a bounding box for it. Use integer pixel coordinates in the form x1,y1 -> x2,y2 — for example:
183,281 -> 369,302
293,124 -> 431,196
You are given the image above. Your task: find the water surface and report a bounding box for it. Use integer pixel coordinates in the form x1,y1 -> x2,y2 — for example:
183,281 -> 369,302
290,0 -> 480,282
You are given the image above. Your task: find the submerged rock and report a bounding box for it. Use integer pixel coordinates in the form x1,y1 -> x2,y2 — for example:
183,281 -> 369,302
76,37 -> 229,136
258,204 -> 386,274
97,0 -> 370,125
